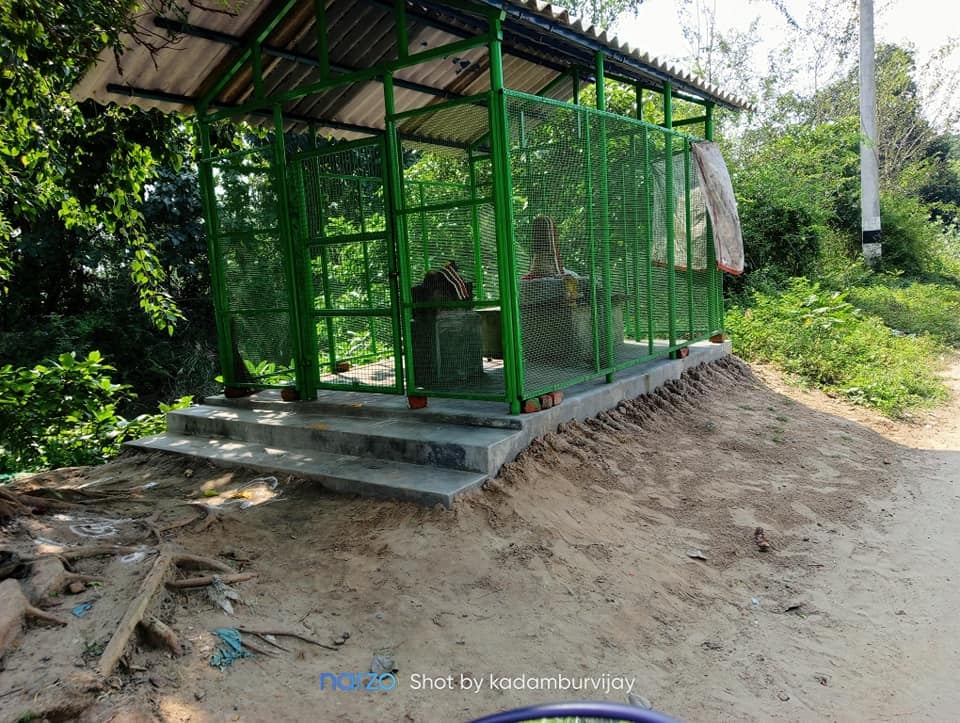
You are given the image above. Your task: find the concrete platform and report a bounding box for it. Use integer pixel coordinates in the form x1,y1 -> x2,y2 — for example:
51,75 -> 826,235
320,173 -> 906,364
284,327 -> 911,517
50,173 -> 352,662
127,340 -> 730,506
128,435 -> 488,508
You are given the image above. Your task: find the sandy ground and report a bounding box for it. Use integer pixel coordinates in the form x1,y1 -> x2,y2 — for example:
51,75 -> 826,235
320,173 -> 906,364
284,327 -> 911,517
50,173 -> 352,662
1,355 -> 959,722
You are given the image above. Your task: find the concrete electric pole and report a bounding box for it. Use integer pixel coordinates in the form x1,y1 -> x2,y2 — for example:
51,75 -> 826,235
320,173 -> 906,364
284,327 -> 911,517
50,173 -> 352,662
860,0 -> 882,264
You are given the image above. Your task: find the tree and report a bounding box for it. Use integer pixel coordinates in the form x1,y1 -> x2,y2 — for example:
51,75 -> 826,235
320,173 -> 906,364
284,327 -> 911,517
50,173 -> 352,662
0,0 -> 231,334
805,44 -> 947,192
559,0 -> 646,30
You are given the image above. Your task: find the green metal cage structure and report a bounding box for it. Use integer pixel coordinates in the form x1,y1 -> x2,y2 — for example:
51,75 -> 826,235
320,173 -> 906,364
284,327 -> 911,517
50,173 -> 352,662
75,0 -> 747,414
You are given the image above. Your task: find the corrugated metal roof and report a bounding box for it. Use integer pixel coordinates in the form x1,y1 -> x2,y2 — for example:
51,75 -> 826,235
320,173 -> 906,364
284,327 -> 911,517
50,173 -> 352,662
72,0 -> 751,143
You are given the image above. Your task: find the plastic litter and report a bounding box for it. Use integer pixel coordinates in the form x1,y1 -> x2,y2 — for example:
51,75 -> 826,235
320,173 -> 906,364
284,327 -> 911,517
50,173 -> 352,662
751,598 -> 761,606
239,476 -> 279,492
371,653 -> 397,675
120,551 -> 148,564
208,576 -> 241,615
209,628 -> 252,670
72,602 -> 93,617
142,482 -> 159,490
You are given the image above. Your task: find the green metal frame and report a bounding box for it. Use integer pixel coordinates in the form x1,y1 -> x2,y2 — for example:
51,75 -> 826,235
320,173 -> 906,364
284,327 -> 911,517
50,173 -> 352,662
194,1 -> 726,410
288,135 -> 405,394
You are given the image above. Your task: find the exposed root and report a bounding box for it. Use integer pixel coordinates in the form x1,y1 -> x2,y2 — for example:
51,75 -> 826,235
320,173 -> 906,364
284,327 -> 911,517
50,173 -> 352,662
237,636 -> 277,657
138,616 -> 182,656
167,572 -> 257,589
98,546 -> 177,677
25,604 -> 70,625
234,626 -> 339,651
0,487 -> 85,512
174,552 -> 234,573
1,579 -> 68,657
98,545 -> 237,677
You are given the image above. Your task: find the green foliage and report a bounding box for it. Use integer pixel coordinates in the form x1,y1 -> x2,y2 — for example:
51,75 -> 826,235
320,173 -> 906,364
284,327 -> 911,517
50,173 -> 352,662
726,278 -> 947,417
0,351 -> 191,473
801,44 -> 956,192
875,192 -> 947,276
731,118 -> 860,286
0,0 -> 211,333
845,278 -> 960,347
558,0 -> 645,28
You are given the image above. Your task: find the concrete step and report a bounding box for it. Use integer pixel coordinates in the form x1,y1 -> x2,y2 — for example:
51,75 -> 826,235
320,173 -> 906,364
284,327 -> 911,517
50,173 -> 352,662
166,406 -> 525,476
126,433 -> 487,508
201,391 -> 524,431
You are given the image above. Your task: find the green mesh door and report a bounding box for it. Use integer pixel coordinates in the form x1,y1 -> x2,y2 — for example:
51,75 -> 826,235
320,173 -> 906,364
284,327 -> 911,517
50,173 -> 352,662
205,145 -> 297,390
290,137 -> 404,393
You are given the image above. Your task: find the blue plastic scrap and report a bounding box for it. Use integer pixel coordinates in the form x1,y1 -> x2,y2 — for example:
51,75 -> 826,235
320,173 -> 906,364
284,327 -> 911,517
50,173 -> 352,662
209,627 -> 252,670
72,602 -> 93,617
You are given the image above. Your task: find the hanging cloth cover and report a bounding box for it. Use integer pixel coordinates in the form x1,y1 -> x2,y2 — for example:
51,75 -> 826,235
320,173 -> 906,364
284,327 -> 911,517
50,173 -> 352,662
691,141 -> 744,275
648,158 -> 709,272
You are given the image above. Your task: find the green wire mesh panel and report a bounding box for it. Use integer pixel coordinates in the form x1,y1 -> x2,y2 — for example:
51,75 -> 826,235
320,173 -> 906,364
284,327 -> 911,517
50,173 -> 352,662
210,146 -> 295,387
687,146 -> 713,338
291,139 -> 402,392
603,121 -> 654,369
648,133 -> 673,342
504,91 -> 715,399
396,98 -> 504,399
508,96 -> 598,396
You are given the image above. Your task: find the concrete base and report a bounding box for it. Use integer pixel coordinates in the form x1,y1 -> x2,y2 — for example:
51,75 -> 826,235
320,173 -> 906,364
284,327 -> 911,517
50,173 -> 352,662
126,341 -> 730,507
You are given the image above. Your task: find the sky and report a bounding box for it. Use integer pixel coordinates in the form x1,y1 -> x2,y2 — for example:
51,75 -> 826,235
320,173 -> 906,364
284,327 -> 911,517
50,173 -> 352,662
611,0 -> 960,124
615,0 -> 957,62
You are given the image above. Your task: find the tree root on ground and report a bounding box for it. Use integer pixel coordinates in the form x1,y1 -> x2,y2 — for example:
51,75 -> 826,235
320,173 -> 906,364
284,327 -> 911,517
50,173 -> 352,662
166,572 -> 257,589
97,544 -> 239,677
233,626 -> 339,651
0,579 -> 69,656
0,487 -> 85,518
138,615 -> 182,656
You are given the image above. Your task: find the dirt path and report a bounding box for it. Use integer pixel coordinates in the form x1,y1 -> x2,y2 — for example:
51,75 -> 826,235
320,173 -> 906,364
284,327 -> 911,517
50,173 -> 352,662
1,356 -> 959,722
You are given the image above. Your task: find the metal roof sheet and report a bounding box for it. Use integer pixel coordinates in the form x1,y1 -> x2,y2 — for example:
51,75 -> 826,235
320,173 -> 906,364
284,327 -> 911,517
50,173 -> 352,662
72,0 -> 752,143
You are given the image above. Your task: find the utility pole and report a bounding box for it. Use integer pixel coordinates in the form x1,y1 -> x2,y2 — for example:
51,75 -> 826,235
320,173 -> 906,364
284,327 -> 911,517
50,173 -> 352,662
860,0 -> 882,264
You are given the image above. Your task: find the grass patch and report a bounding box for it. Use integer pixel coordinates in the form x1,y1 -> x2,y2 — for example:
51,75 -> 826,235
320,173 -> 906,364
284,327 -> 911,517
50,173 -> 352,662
726,277 -> 947,418
844,277 -> 960,346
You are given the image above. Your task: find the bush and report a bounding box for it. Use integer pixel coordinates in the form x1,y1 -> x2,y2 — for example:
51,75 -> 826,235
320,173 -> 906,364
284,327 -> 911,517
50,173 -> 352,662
730,118 -> 860,293
726,278 -> 947,417
845,277 -> 960,346
0,351 -> 191,473
877,193 -> 942,276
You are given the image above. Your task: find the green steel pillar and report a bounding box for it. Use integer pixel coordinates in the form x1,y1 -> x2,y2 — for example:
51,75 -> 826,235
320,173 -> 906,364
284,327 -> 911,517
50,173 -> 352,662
664,82 -> 678,354
488,13 -> 523,413
383,73 -> 415,393
596,52 -> 614,381
272,105 -> 315,398
628,133 -> 641,342
314,0 -> 330,77
634,86 -> 656,353
641,126 -> 655,354
704,101 -> 723,336
196,120 -> 235,387
394,0 -> 409,58
291,152 -> 321,393
683,139 -> 695,340
584,101 -> 600,372
251,43 -> 264,100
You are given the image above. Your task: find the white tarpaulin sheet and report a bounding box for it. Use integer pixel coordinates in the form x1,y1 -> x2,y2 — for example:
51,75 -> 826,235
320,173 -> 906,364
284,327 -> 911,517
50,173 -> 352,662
650,157 -> 709,271
691,141 -> 744,275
